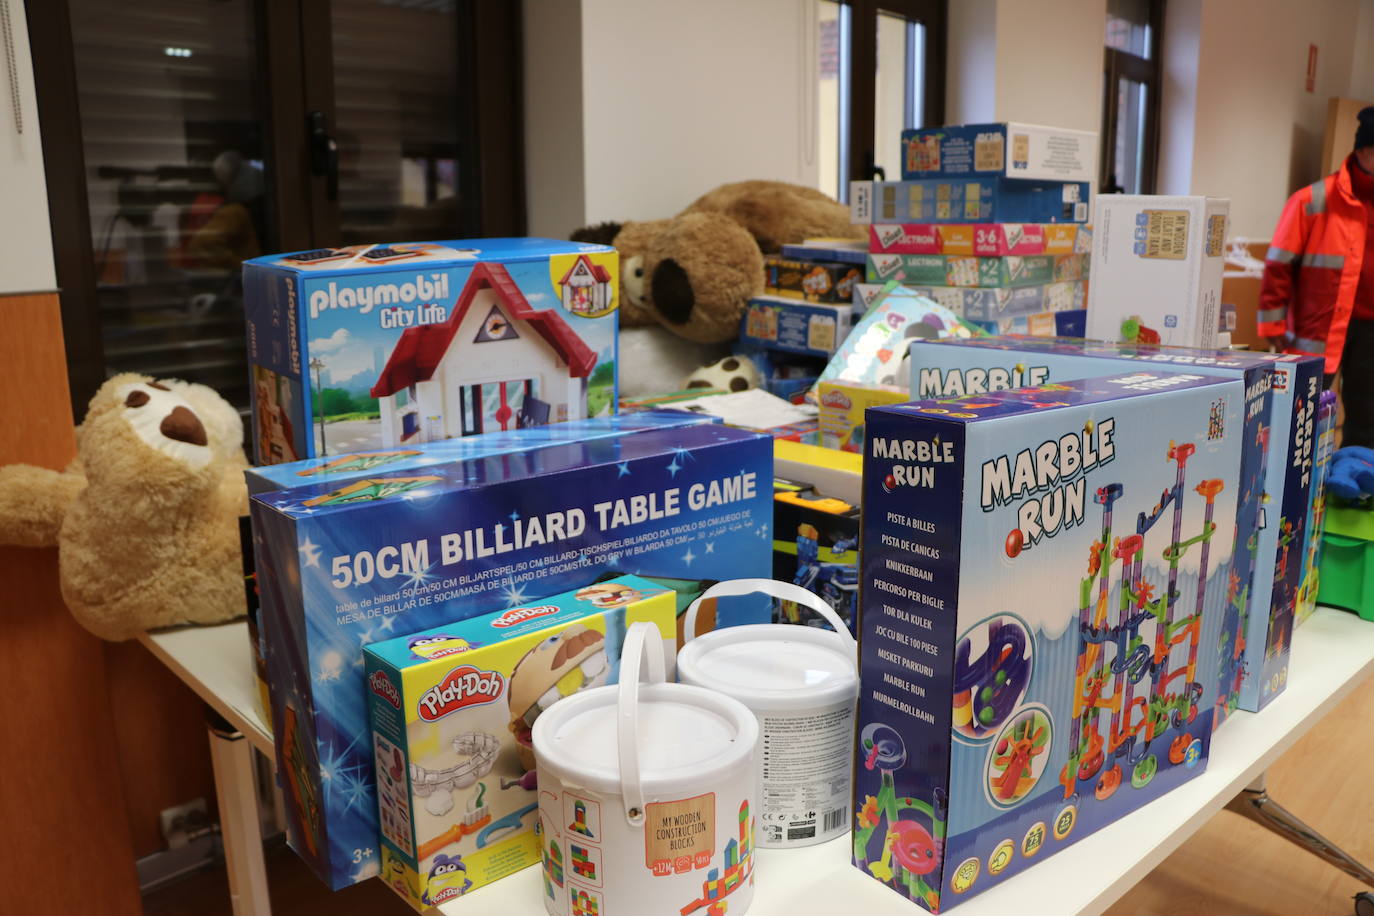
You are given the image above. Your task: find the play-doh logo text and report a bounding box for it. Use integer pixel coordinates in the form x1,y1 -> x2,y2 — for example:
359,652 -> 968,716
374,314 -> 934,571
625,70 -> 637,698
491,605 -> 560,628
821,389 -> 853,410
417,666 -> 506,720
368,670 -> 402,709
308,273 -> 450,319
980,418 -> 1116,551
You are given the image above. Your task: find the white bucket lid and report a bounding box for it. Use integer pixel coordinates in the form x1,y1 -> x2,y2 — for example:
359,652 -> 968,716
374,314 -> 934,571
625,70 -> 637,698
678,579 -> 859,711
534,623 -> 758,819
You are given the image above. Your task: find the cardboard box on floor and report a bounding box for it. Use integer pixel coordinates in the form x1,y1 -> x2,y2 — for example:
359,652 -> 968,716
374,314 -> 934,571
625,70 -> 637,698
1222,240 -> 1267,350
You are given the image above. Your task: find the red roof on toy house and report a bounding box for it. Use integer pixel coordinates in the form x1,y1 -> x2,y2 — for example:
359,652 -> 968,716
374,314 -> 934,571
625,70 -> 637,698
370,263 -> 598,399
559,254 -> 612,285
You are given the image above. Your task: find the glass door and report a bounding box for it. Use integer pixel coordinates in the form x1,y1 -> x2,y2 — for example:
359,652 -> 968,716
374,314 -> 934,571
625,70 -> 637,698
36,0 -> 524,415
69,0 -> 272,409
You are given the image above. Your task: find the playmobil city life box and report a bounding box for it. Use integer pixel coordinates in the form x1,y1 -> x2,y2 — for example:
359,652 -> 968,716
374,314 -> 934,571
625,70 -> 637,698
364,575 -> 677,909
905,336 -> 1324,720
249,421 -> 773,888
900,122 -> 1097,184
1085,196 -> 1229,349
854,371 -> 1244,911
850,179 -> 1089,225
868,223 -> 1091,258
244,239 -> 620,465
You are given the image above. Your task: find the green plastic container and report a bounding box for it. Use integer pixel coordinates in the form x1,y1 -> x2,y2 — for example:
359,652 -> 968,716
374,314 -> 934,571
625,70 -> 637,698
1317,503 -> 1374,620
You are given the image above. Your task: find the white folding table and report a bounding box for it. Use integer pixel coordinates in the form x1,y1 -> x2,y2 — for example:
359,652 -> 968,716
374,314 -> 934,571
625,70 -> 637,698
140,607 -> 1374,916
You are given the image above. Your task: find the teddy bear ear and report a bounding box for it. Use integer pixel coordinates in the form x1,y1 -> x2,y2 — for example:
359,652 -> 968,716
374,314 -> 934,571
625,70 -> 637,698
570,222 -> 623,246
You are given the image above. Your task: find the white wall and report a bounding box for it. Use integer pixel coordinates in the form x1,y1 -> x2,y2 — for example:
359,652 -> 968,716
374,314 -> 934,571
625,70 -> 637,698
993,0 -> 1104,135
0,0 -> 56,294
524,0 -> 821,236
1163,0 -> 1365,237
523,0 -> 586,239
580,0 -> 819,224
1349,0 -> 1374,99
944,0 -> 1104,183
945,0 -> 997,125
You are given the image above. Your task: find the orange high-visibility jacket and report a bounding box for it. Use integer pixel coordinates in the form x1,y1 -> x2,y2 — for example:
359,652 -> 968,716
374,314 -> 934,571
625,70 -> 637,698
1258,159 -> 1368,375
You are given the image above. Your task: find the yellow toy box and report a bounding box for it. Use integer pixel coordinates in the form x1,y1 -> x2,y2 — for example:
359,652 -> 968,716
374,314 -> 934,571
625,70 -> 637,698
364,575 -> 677,908
817,380 -> 911,452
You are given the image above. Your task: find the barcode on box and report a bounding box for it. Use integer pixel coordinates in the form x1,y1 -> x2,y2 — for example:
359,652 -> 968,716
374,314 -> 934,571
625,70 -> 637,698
824,807 -> 847,833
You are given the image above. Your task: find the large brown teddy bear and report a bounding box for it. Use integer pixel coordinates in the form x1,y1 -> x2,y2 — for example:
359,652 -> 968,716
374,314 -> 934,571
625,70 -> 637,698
0,374 -> 248,640
574,180 -> 862,344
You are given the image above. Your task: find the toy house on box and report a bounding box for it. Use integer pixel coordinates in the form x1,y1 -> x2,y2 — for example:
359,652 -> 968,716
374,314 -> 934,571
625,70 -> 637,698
370,263 -> 598,446
559,254 -> 614,314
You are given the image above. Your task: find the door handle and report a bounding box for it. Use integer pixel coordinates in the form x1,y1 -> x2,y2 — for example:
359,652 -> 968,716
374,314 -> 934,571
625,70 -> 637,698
307,110 -> 338,202
864,152 -> 885,182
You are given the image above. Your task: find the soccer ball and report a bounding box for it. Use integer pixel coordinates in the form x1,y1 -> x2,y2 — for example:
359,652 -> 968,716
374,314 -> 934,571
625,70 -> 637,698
685,355 -> 762,393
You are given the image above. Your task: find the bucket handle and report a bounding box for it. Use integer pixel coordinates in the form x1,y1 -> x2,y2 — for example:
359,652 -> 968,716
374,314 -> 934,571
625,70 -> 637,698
682,578 -> 857,658
617,621 -> 667,827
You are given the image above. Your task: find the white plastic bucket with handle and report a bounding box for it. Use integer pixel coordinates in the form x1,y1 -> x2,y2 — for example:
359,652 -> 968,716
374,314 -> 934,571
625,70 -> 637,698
533,621 -> 760,916
677,579 -> 858,849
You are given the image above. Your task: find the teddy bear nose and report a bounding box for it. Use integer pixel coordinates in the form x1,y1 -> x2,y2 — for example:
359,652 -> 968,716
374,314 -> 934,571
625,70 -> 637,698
160,406 -> 208,447
651,258 -> 695,324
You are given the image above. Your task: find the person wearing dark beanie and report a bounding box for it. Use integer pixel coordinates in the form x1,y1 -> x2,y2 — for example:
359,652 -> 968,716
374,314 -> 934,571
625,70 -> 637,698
1258,106 -> 1374,447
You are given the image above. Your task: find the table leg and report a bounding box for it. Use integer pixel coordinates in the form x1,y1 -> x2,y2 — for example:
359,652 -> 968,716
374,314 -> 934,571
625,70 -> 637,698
209,711 -> 273,915
1225,772 -> 1374,887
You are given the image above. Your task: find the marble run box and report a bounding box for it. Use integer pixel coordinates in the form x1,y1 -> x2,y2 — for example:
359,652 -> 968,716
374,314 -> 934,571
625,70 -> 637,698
869,223 -> 1091,257
364,575 -> 676,909
1085,196 -> 1229,349
741,296 -> 857,357
866,253 -> 1087,289
854,371 -> 1244,911
905,336 -> 1324,719
250,422 -> 773,888
900,122 -> 1097,183
244,239 -> 620,465
850,179 -> 1089,225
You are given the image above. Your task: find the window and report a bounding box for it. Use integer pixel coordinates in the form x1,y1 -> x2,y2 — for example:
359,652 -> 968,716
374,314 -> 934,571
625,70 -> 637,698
1101,0 -> 1163,194
817,0 -> 946,201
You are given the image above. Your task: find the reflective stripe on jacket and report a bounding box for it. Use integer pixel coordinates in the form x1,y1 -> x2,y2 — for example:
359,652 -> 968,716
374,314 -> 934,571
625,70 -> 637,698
1257,159 -> 1367,374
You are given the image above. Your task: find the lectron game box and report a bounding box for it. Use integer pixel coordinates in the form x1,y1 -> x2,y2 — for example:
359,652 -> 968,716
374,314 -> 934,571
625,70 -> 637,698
250,422 -> 773,888
854,371 -> 1244,910
905,336 -> 1325,720
244,239 -> 619,464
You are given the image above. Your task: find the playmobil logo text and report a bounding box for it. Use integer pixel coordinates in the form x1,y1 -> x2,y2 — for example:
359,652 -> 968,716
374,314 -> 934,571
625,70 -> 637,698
915,365 -> 1050,397
491,605 -> 559,628
308,273 -> 450,319
980,418 -> 1117,551
368,670 -> 401,709
417,665 -> 505,720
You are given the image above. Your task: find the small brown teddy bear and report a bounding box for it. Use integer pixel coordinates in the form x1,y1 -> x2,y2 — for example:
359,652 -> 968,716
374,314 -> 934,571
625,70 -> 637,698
0,373 -> 248,640
573,179 -> 862,344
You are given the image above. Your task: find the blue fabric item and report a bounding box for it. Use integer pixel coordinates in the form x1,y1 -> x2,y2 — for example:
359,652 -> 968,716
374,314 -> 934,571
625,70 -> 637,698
1328,446 -> 1374,500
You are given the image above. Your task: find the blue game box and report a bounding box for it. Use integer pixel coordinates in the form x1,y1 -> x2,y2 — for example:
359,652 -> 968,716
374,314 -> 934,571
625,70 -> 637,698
855,371 -> 1244,910
249,419 -> 774,888
244,239 -> 619,464
849,178 -> 1089,225
906,337 -> 1325,720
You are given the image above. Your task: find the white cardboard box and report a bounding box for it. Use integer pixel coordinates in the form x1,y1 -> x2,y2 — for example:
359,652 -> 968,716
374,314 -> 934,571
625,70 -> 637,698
1085,195 -> 1230,349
